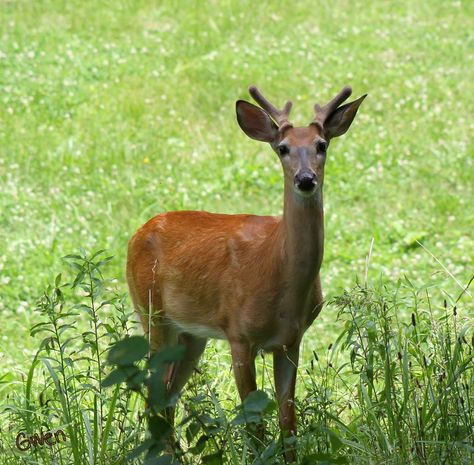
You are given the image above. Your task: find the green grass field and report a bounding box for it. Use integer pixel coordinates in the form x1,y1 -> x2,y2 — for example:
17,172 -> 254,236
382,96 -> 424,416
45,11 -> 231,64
0,1 -> 472,464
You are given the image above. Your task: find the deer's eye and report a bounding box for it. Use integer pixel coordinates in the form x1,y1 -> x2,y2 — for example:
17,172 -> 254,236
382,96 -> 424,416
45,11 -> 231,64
316,140 -> 328,153
277,144 -> 290,157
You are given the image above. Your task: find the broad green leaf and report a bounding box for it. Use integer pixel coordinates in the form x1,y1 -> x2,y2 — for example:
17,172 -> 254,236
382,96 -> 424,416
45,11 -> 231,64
108,336 -> 149,366
102,368 -> 127,387
243,390 -> 270,413
202,451 -> 223,465
148,345 -> 185,369
148,415 -> 171,441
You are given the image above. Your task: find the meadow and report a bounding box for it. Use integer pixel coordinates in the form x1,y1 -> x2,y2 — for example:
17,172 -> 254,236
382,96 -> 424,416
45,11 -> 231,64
0,1 -> 472,464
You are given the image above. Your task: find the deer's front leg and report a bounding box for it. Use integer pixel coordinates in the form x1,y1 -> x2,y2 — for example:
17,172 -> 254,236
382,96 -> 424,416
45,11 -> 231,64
230,341 -> 257,401
230,340 -> 266,449
273,344 -> 300,463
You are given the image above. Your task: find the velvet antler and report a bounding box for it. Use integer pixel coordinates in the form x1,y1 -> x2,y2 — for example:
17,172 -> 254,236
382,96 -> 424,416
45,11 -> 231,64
249,86 -> 293,133
312,86 -> 353,129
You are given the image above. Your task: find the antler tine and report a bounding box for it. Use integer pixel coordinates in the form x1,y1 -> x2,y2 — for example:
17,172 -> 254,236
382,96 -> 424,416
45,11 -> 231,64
313,86 -> 352,125
249,85 -> 293,132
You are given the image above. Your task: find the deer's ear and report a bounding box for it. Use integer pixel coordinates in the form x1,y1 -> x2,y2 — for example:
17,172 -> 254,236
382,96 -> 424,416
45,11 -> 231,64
236,100 -> 279,142
324,94 -> 367,139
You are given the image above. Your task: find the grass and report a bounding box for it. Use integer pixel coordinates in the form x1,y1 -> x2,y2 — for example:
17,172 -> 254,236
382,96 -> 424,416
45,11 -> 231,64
0,0 -> 473,463
1,252 -> 472,464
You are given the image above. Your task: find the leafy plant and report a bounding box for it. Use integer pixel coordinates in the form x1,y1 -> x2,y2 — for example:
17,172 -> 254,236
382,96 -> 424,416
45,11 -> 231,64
1,251 -> 140,464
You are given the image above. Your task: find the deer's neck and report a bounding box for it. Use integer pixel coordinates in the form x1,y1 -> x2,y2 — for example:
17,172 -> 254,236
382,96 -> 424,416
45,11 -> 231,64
277,181 -> 324,291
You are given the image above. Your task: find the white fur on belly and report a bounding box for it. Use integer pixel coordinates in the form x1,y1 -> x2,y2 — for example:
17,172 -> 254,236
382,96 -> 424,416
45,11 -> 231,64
172,320 -> 227,340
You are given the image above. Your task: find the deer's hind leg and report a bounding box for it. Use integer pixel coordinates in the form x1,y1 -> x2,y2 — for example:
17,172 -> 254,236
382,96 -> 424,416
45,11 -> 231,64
138,307 -> 207,433
129,286 -> 178,416
135,307 -> 180,448
164,332 -> 207,426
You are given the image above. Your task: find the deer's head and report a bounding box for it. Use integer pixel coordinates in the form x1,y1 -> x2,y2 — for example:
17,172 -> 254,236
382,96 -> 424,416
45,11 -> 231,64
237,86 -> 366,198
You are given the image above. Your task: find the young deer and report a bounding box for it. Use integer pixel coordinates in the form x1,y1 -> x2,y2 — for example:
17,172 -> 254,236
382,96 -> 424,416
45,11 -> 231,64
127,85 -> 366,460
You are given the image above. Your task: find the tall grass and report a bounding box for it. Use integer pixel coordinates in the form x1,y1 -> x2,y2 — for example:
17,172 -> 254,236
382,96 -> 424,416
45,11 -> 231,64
327,280 -> 472,464
1,252 -> 471,464
0,251 -> 142,464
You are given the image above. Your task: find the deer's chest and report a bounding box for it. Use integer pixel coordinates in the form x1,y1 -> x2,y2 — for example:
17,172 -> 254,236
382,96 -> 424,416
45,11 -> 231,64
242,285 -> 317,351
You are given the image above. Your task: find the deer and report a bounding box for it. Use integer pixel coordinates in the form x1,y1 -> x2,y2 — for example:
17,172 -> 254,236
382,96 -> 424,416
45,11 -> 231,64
126,85 -> 366,461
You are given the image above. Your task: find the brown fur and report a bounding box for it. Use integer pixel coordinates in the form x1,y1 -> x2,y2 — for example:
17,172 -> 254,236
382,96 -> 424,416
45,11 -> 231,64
127,210 -> 323,348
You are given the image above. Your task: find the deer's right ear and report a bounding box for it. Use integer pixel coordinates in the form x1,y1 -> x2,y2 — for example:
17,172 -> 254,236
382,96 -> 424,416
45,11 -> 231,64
236,100 -> 279,143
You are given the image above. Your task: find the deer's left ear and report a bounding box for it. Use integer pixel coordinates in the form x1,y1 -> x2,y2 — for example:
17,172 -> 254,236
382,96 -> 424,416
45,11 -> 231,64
324,94 -> 367,139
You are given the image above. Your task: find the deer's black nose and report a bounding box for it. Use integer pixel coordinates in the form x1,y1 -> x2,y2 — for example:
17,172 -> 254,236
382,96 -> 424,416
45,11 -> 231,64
294,172 -> 317,192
